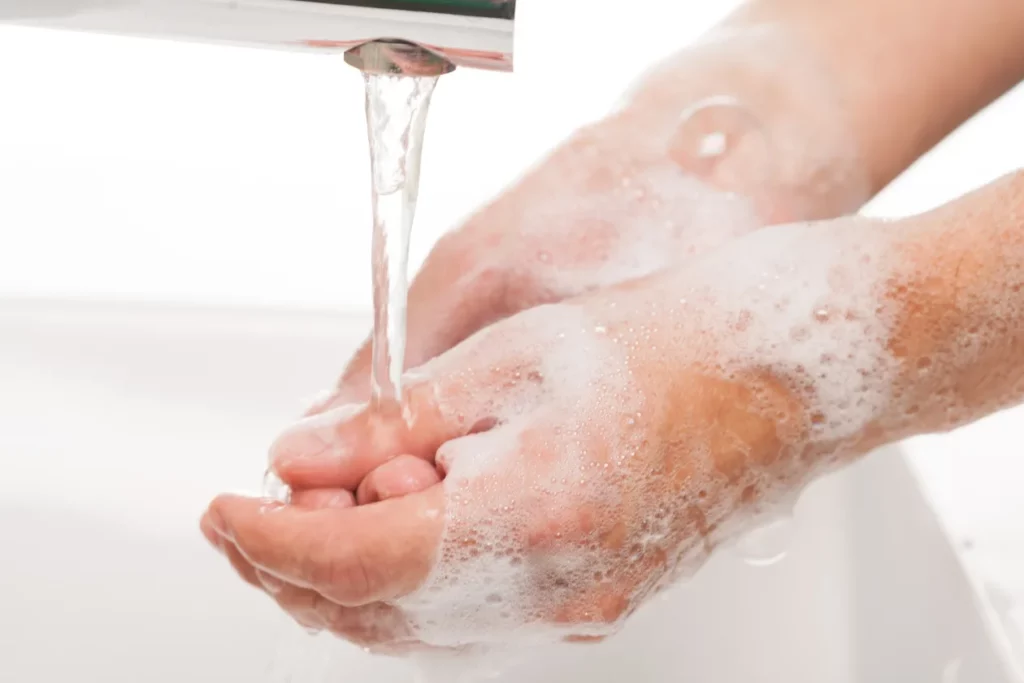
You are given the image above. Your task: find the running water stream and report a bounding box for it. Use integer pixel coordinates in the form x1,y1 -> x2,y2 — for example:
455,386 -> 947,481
263,69 -> 440,502
364,71 -> 439,409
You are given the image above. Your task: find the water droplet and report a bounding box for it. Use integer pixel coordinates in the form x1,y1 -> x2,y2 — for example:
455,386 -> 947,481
537,250 -> 552,264
262,470 -> 291,504
594,325 -> 608,335
813,307 -> 831,323
734,517 -> 795,567
669,96 -> 774,193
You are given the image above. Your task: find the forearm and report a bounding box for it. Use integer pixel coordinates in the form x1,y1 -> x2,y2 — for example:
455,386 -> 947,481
635,172 -> 1024,484
738,0 -> 1024,195
615,0 -> 1024,222
881,171 -> 1024,440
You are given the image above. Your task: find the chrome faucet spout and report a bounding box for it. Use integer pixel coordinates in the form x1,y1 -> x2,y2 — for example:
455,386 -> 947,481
0,0 -> 517,72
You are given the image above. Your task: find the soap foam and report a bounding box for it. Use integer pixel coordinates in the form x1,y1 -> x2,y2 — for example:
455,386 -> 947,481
391,216 -> 911,649
296,173 -> 1024,655
396,305 -> 640,646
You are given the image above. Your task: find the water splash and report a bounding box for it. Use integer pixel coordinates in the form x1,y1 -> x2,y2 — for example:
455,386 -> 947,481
263,469 -> 291,504
261,72 -> 439,503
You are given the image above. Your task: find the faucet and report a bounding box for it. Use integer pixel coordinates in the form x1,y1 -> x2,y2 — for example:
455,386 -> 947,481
0,0 -> 516,75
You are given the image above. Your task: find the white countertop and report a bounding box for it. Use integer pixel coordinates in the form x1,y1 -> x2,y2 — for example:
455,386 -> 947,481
904,416 -> 1024,679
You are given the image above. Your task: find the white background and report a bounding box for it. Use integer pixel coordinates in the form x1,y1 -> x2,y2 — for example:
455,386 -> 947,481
2,0 -> 1020,312
1,3 -> 1024,679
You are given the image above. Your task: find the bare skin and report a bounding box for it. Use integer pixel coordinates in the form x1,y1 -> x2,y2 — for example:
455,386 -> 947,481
202,0 -> 1024,651
203,171 -> 1024,648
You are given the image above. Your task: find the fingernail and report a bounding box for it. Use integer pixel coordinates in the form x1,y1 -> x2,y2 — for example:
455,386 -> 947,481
256,570 -> 285,594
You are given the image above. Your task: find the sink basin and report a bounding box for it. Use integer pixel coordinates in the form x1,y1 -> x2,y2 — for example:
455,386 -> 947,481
0,297 -> 1015,683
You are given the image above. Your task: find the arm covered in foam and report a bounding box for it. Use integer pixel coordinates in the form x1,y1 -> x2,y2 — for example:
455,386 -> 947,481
874,171 -> 1024,442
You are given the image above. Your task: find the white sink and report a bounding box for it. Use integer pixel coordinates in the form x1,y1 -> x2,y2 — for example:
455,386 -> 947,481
0,297 -> 1016,683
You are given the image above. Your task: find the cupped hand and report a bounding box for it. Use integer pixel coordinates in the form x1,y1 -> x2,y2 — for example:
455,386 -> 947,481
281,106 -> 790,496
315,103 -> 783,413
289,27 -> 872,500
207,217 -> 916,649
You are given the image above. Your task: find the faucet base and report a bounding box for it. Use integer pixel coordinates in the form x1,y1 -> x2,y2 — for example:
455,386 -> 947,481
344,39 -> 457,76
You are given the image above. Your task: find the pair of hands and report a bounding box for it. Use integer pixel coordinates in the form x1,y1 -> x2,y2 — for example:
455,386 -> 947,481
200,101 -> 887,651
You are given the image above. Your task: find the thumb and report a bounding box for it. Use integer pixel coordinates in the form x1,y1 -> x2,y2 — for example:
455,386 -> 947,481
269,380 -> 455,492
206,486 -> 445,606
271,320 -> 532,492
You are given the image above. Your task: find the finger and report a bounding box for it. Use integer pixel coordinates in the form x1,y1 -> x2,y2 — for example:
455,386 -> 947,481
307,242 -> 510,413
357,454 -> 442,505
274,584 -> 444,655
276,588 -> 416,648
265,580 -> 332,630
290,488 -> 357,510
206,485 -> 445,606
272,323 -> 535,491
269,397 -> 444,491
201,513 -> 265,591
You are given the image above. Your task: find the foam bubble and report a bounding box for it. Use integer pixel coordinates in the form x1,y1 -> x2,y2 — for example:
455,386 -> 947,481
262,469 -> 291,504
